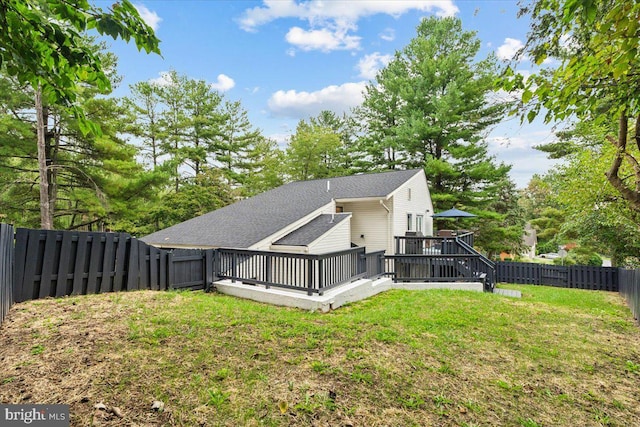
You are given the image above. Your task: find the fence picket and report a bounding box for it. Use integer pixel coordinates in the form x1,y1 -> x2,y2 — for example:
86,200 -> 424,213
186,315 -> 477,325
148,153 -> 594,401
113,233 -> 128,292
72,233 -> 88,295
13,229 -> 28,303
100,233 -> 115,293
56,231 -> 73,297
86,234 -> 102,294
0,224 -> 14,327
20,229 -> 42,302
127,237 -> 139,291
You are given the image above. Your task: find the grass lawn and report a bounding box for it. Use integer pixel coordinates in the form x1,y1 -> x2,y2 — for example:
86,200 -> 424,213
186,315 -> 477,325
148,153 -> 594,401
1,285 -> 639,426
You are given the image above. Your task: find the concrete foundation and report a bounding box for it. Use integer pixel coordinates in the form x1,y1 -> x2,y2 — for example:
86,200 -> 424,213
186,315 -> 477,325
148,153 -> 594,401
213,278 -> 484,312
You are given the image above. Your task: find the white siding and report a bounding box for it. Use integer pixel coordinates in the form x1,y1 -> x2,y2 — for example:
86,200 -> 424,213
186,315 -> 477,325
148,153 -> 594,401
339,200 -> 390,253
390,170 -> 434,237
308,217 -> 352,254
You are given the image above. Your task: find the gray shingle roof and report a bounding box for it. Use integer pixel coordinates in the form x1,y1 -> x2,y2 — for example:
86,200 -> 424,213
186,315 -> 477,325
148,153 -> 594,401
273,213 -> 351,246
141,169 -> 422,248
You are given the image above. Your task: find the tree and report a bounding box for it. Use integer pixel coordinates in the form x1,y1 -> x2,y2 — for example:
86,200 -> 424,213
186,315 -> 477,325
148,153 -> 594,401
505,0 -> 640,212
149,167 -> 234,229
241,138 -> 285,197
285,118 -> 344,181
0,0 -> 160,109
471,178 -> 526,260
0,0 -> 160,229
356,16 -> 512,210
0,64 -> 166,231
124,81 -> 164,168
544,127 -> 640,266
216,100 -> 264,189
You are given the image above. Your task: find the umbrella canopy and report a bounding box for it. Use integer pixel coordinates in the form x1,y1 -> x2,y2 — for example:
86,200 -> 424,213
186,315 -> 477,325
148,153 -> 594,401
431,208 -> 477,218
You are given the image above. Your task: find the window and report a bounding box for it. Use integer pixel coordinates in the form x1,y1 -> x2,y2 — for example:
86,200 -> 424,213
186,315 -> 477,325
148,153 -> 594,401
407,188 -> 412,201
416,215 -> 423,233
407,213 -> 413,231
336,206 -> 344,213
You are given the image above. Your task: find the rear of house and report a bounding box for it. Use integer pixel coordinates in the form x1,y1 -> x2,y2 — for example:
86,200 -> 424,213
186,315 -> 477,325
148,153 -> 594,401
142,169 -> 434,255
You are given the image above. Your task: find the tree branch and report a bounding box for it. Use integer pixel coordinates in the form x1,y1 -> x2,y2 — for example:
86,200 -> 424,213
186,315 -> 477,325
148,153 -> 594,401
605,113 -> 640,209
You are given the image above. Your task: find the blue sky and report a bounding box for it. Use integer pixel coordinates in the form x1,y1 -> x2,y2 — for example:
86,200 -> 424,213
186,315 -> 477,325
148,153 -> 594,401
101,0 -> 561,188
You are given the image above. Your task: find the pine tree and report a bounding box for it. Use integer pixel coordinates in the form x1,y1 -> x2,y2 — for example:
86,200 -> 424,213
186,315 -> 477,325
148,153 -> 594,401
356,16 -> 512,211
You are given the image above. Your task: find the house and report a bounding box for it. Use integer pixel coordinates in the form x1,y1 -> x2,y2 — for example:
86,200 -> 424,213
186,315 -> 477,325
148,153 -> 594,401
522,223 -> 538,258
499,223 -> 538,260
142,169 -> 434,255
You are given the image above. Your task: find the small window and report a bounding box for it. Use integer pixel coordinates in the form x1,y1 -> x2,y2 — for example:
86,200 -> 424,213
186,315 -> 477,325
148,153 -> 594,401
336,206 -> 344,213
416,215 -> 424,233
407,213 -> 413,231
408,188 -> 412,201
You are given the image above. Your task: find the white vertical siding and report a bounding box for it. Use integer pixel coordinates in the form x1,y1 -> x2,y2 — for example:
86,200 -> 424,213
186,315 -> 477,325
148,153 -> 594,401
391,170 -> 434,237
340,200 -> 391,253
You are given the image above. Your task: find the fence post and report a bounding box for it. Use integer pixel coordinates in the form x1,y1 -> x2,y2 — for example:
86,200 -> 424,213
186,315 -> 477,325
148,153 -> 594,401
167,250 -> 174,290
265,253 -> 272,290
231,252 -> 237,283
308,257 -> 315,296
205,249 -> 214,291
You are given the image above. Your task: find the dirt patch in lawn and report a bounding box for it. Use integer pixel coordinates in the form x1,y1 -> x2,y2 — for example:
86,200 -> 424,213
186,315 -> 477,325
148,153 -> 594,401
0,292 -> 173,426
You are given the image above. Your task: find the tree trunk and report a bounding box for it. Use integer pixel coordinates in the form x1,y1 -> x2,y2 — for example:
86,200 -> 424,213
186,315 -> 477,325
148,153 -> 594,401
606,112 -> 640,211
35,87 -> 53,229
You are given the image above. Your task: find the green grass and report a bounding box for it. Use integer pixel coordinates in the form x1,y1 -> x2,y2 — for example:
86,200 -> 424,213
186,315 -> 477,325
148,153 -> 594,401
1,285 -> 639,426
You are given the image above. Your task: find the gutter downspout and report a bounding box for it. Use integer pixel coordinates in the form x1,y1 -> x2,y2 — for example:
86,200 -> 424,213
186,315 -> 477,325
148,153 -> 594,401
380,200 -> 391,254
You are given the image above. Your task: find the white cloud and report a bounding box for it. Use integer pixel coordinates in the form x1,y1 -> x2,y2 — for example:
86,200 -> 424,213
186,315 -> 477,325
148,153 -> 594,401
267,132 -> 291,149
496,38 -> 526,61
239,1 -> 458,31
238,1 -> 458,52
357,52 -> 392,80
380,28 -> 395,42
148,71 -> 235,92
487,128 -> 560,188
268,81 -> 367,119
148,71 -> 174,86
210,74 -> 235,92
134,4 -> 162,31
286,26 -> 361,52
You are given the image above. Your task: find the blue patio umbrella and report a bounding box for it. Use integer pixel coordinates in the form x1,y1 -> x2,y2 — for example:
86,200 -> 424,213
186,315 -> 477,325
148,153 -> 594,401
432,208 -> 477,236
431,208 -> 477,218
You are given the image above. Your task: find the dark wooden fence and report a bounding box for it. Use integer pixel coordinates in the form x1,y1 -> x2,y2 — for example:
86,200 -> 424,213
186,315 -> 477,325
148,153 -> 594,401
3,223 -> 640,324
0,223 -> 14,328
619,269 -> 640,321
12,228 -> 211,303
496,261 -> 619,291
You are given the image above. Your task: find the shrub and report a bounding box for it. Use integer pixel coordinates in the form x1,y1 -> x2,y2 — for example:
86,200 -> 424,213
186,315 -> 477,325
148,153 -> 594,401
536,240 -> 558,255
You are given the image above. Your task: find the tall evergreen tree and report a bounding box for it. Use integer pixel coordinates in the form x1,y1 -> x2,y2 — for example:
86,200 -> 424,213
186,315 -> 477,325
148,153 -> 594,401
124,81 -> 163,168
216,100 -> 263,189
356,16 -> 512,211
241,138 -> 285,197
0,60 -> 165,231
